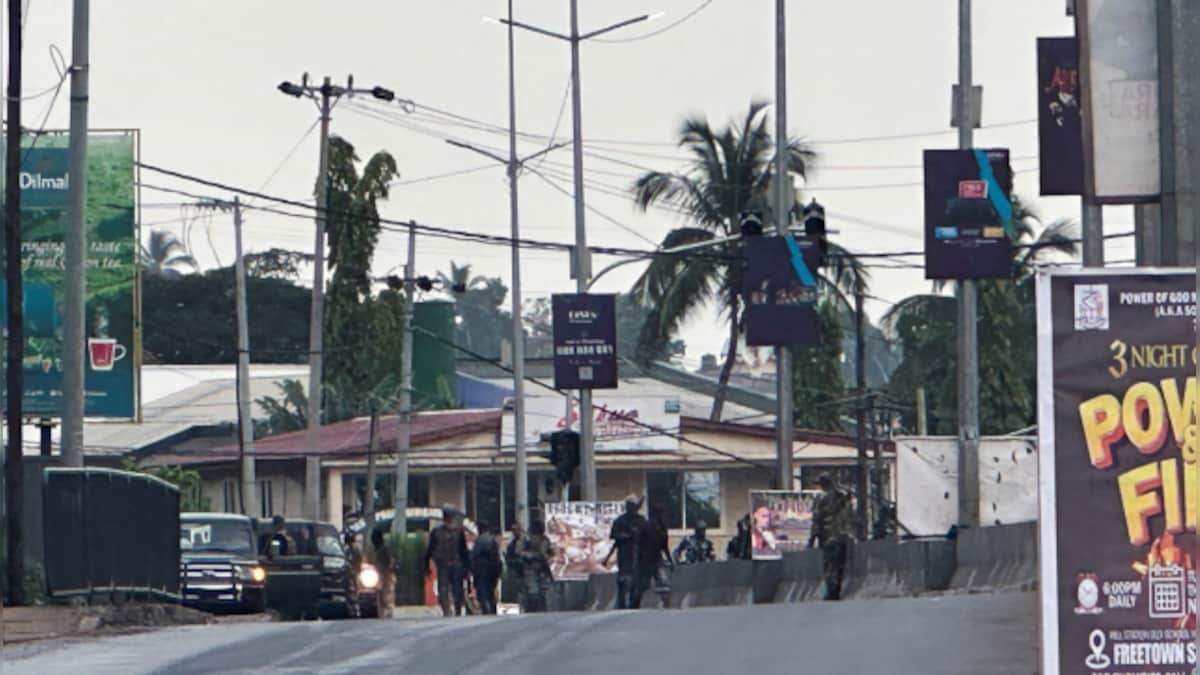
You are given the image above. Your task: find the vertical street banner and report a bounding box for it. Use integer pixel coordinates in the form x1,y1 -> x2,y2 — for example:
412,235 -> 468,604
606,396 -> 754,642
544,501 -> 622,580
742,236 -> 820,346
1079,0 -> 1160,201
749,490 -> 820,560
2,133 -> 138,418
551,294 -> 617,390
1038,36 -> 1085,196
1037,270 -> 1198,674
923,148 -> 1014,281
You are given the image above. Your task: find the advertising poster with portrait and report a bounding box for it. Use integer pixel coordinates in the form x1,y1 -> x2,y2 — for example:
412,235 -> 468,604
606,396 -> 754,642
1038,270 -> 1199,674
1,132 -> 138,418
749,490 -> 820,561
544,501 -> 622,580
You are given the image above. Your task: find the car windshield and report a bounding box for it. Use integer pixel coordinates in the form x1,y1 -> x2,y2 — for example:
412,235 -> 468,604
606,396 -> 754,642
284,524 -> 343,557
181,519 -> 255,555
315,525 -> 343,557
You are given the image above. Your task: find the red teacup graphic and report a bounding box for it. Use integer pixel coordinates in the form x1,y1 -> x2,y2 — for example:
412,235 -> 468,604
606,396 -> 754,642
88,338 -> 126,371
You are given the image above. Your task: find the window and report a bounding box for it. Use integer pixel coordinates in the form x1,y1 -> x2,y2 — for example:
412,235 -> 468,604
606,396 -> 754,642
351,474 -> 431,513
257,480 -> 273,519
467,472 -> 548,532
647,471 -> 721,529
222,480 -> 237,513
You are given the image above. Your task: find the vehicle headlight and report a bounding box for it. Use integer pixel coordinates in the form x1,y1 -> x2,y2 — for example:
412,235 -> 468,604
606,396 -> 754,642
322,556 -> 346,571
358,564 -> 380,590
236,565 -> 266,584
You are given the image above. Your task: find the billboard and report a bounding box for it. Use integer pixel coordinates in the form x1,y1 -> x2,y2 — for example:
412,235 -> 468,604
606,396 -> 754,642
552,293 -> 617,390
544,501 -> 622,580
923,148 -> 1014,280
1037,270 -> 1198,674
2,133 -> 138,418
1038,37 -> 1085,196
1079,0 -> 1160,202
749,490 -> 820,560
742,236 -> 820,346
502,394 -> 680,453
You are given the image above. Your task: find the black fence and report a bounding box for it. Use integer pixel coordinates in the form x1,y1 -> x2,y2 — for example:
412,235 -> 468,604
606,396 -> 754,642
43,468 -> 180,600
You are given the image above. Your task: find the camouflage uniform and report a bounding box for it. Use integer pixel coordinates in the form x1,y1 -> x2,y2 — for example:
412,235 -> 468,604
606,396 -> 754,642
518,533 -> 554,613
810,485 -> 854,600
673,535 -> 715,565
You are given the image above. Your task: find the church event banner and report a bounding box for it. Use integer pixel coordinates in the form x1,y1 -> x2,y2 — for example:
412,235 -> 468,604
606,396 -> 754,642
1037,270 -> 1199,674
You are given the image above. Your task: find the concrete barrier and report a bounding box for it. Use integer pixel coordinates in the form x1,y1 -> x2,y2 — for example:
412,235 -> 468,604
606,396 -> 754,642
672,559 -> 754,608
548,580 -> 588,612
584,572 -> 617,611
752,559 -> 782,604
773,549 -> 826,603
949,522 -> 1037,593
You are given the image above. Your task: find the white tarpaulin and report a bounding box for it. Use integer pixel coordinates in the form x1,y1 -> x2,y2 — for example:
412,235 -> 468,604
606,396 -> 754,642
896,436 -> 1037,536
502,394 -> 679,452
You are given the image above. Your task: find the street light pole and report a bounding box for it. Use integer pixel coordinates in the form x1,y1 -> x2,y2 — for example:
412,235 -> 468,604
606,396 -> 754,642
495,3 -> 653,504
773,0 -> 794,492
955,0 -> 980,529
507,0 -> 529,529
277,75 -> 402,520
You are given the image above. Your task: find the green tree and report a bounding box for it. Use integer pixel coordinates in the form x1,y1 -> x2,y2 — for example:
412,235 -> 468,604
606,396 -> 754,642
439,262 -> 511,359
140,230 -> 198,279
882,197 -> 1077,435
254,379 -> 308,438
321,136 -> 405,422
628,101 -> 863,420
792,299 -> 846,431
121,459 -> 210,511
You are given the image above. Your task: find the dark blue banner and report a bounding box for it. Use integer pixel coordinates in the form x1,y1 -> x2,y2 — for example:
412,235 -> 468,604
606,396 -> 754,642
1038,36 -> 1084,196
552,294 -> 618,390
923,148 -> 1014,281
741,236 -> 820,347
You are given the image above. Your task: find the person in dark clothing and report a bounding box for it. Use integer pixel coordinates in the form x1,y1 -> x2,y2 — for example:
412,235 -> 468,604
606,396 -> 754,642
470,521 -> 502,615
725,514 -> 751,560
604,495 -> 647,610
423,505 -> 471,616
674,519 -> 716,565
639,506 -> 673,608
807,474 -> 854,600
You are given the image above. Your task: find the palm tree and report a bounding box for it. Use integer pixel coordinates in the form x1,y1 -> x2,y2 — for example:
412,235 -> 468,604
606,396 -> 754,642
881,196 -> 1078,434
140,230 -> 198,279
629,101 -> 864,421
437,262 -> 484,297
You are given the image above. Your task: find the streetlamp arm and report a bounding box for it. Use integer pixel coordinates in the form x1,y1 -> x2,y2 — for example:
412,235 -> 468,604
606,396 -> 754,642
445,139 -> 508,165
499,17 -> 570,41
579,14 -> 652,41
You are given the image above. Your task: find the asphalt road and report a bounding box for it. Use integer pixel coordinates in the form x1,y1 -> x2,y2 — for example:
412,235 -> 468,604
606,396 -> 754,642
1,592 -> 1037,675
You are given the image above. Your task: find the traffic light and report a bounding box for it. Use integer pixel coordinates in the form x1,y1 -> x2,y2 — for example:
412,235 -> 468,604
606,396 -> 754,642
548,429 -> 581,485
802,198 -> 828,266
739,210 -> 764,237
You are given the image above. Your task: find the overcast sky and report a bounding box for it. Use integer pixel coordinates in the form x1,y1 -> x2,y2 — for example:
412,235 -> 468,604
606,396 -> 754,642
16,1 -> 1131,367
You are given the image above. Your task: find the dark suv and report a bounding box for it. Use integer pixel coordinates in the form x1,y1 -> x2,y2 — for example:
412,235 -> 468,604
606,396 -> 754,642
256,519 -> 379,619
179,513 -> 266,613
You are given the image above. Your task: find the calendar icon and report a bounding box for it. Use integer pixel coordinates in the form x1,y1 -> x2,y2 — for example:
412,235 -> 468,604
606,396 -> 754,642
1149,566 -> 1187,619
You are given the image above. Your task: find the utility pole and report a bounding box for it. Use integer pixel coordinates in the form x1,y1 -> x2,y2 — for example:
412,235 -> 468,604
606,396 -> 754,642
61,0 -> 89,467
391,223 -> 414,538
233,197 -> 257,517
499,1 -> 653,504
506,0 -> 529,530
4,0 -> 23,605
364,410 -> 378,531
916,386 -> 928,435
305,78 -> 333,522
276,75 -> 399,521
774,0 -> 794,491
955,0 -> 980,530
853,280 -> 868,538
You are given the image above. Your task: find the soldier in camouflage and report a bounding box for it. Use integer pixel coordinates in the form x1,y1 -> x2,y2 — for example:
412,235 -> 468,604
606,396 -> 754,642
807,474 -> 854,600
518,519 -> 555,613
673,519 -> 716,565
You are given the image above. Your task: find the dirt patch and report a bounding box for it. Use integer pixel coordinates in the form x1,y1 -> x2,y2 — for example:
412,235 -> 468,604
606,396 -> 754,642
95,603 -> 215,630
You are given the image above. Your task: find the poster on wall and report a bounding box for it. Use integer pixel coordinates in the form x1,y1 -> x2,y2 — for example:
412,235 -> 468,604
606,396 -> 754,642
1,132 -> 138,418
1037,270 -> 1198,674
544,501 -> 622,580
749,490 -> 820,561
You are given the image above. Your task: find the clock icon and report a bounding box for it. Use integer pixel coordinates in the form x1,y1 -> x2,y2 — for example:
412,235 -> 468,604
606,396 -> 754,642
1078,577 -> 1100,610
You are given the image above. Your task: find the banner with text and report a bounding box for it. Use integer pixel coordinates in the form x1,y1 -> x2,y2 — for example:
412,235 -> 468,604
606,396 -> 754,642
1038,270 -> 1198,674
2,133 -> 138,417
1038,36 -> 1084,196
750,490 -> 820,561
552,293 -> 618,390
545,501 -> 622,580
923,148 -> 1014,281
502,394 -> 679,453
